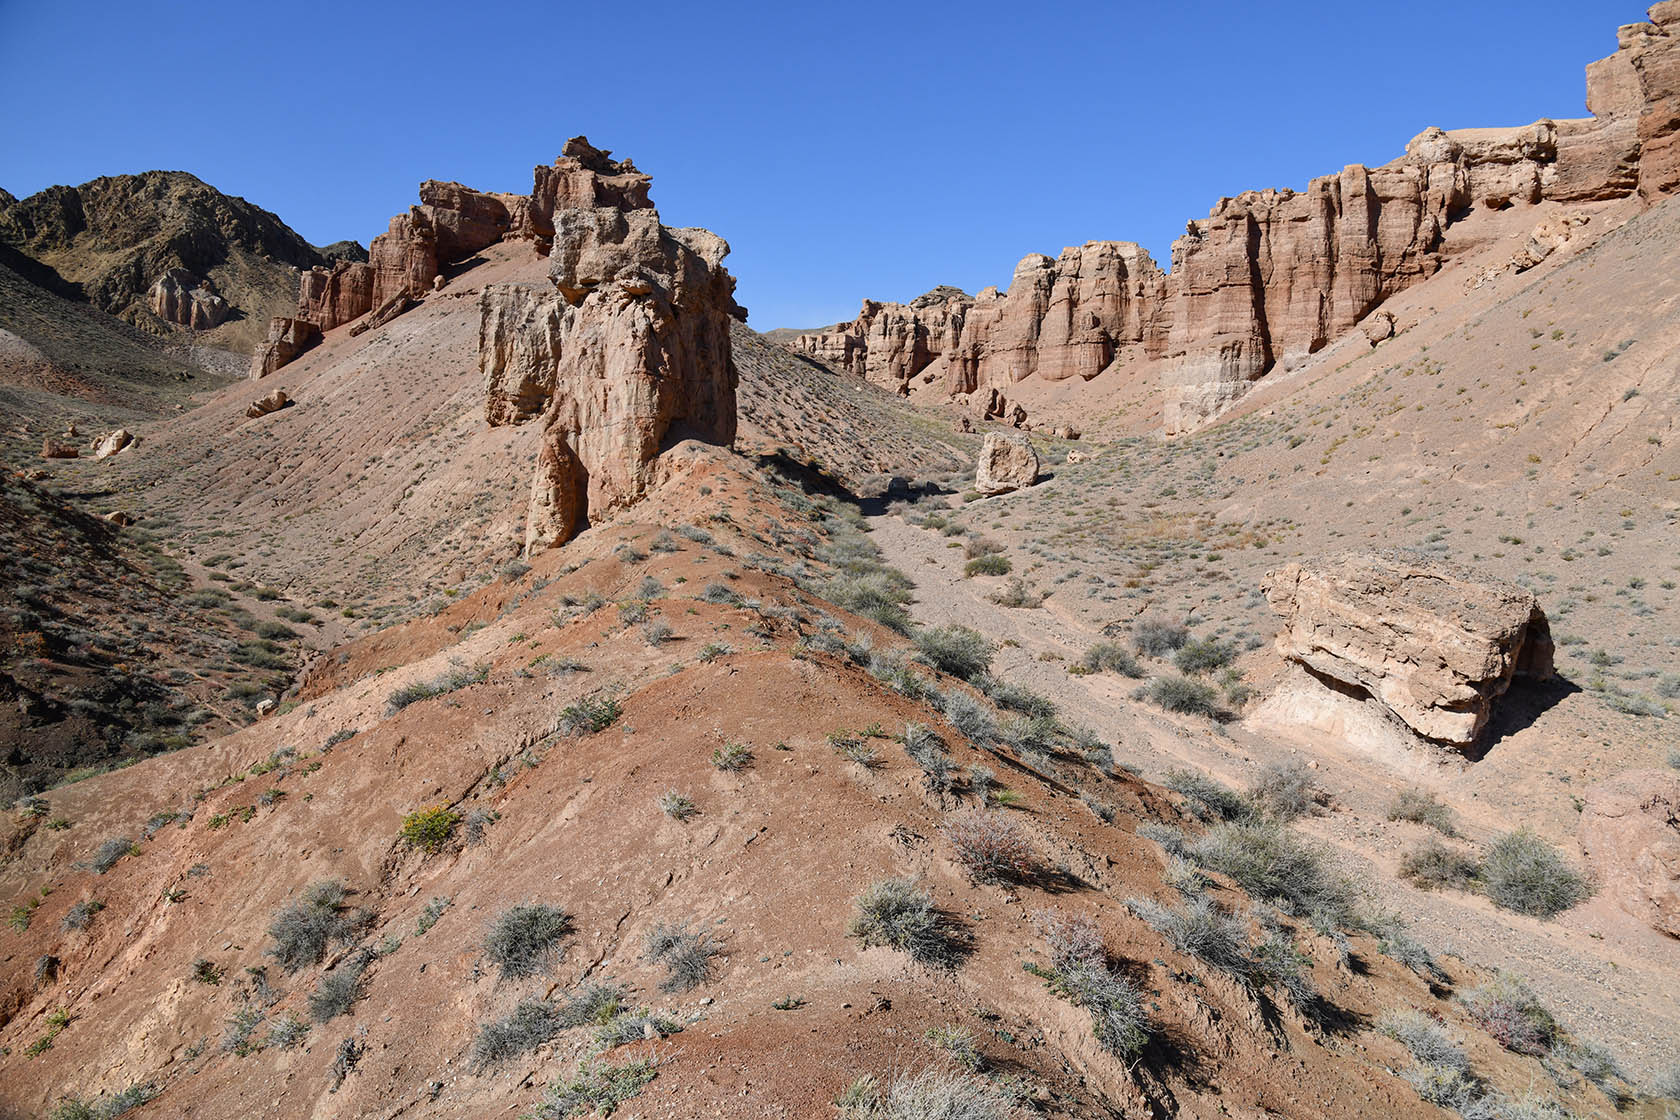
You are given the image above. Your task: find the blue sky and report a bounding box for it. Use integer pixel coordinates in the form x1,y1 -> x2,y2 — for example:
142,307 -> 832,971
0,1 -> 1644,329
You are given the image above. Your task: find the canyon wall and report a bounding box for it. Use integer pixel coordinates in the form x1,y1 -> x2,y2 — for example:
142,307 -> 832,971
788,4 -> 1680,432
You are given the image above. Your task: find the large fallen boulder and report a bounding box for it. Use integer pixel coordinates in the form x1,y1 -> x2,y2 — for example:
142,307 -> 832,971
1262,552 -> 1553,745
974,432 -> 1040,495
245,389 -> 292,419
1579,769 -> 1680,938
92,429 -> 133,459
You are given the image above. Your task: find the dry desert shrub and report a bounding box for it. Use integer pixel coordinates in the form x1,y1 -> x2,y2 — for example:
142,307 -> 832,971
944,809 -> 1036,883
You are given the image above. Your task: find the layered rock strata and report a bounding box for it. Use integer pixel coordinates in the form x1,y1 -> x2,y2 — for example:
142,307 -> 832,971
788,4 -> 1680,432
1262,552 -> 1554,746
479,151 -> 742,552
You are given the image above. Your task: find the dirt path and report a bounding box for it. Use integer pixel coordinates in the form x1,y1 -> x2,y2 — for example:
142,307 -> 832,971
867,504 -> 1680,1080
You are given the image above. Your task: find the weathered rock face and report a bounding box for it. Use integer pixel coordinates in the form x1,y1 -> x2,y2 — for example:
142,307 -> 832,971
1580,769 -> 1680,937
789,287 -> 972,391
245,388 -> 291,419
1263,552 -> 1554,746
787,5 -> 1680,433
479,147 -> 742,553
973,432 -> 1040,496
92,429 -> 132,459
249,317 -> 319,379
297,259 -> 374,330
524,137 -> 654,252
147,268 -> 229,329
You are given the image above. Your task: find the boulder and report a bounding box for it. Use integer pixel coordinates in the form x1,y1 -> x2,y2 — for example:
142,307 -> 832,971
245,389 -> 291,419
1362,310 -> 1396,345
1263,552 -> 1553,746
148,268 -> 230,329
250,317 -> 319,379
41,439 -> 78,459
104,510 -> 134,526
477,147 -> 742,554
1579,769 -> 1680,937
92,429 -> 132,459
974,432 -> 1040,496
1510,212 -> 1590,272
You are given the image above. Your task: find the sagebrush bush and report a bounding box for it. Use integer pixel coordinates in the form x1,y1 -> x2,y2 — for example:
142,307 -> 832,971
1032,909 -> 1151,1060
1132,617 -> 1188,656
1387,786 -> 1458,836
710,741 -> 752,772
944,809 -> 1035,883
386,663 -> 487,714
595,1007 -> 682,1048
558,981 -> 626,1027
1185,820 -> 1359,929
308,954 -> 368,1022
1481,829 -> 1590,918
643,921 -> 720,992
88,835 -> 133,874
485,903 -> 572,979
61,899 -> 103,932
1163,769 -> 1253,823
1147,675 -> 1223,718
559,694 -> 621,736
657,790 -> 697,820
1379,1009 -> 1470,1075
1399,837 -> 1481,892
1080,641 -> 1143,677
914,625 -> 993,680
266,1014 -> 309,1050
847,878 -> 965,969
1463,973 -> 1559,1056
398,806 -> 460,854
471,996 -> 562,1068
825,572 -> 914,634
268,880 -> 362,972
940,689 -> 996,744
833,1068 -> 1011,1120
1127,895 -> 1254,981
1248,760 -> 1324,820
534,1056 -> 657,1119
979,676 -> 1055,718
962,554 -> 1011,577
1174,638 -> 1235,675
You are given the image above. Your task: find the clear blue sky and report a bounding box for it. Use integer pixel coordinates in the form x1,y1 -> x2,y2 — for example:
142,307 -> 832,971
0,1 -> 1645,329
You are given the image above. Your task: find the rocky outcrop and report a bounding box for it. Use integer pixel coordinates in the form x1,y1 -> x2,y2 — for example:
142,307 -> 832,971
92,429 -> 132,459
245,388 -> 291,419
1262,552 -> 1554,746
479,147 -> 743,553
1580,769 -> 1680,938
147,268 -> 229,329
1510,212 -> 1591,272
297,259 -> 374,330
973,432 -> 1040,496
249,317 -> 318,379
786,5 -> 1680,434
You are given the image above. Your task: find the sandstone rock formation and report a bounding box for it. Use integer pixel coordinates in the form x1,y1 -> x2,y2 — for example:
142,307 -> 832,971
245,388 -> 291,419
478,144 -> 742,553
1579,769 -> 1680,937
250,317 -> 319,379
974,432 -> 1039,496
40,439 -> 77,459
1263,552 -> 1554,746
297,259 -> 374,330
92,429 -> 132,459
1511,212 -> 1591,272
786,4 -> 1680,434
147,268 -> 229,329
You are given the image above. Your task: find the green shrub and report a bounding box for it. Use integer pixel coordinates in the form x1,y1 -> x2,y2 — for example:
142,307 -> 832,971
398,806 -> 460,854
386,663 -> 488,714
825,572 -> 914,634
1147,675 -> 1222,718
535,1056 -> 657,1119
657,790 -> 697,820
1163,769 -> 1253,823
914,625 -> 994,680
1481,829 -> 1590,918
559,694 -> 621,736
1174,638 -> 1235,675
847,878 -> 966,970
1186,820 -> 1359,929
1080,642 -> 1143,677
710,742 -> 752,772
962,555 -> 1011,577
485,903 -> 572,979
